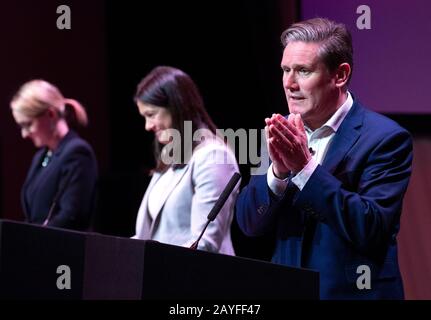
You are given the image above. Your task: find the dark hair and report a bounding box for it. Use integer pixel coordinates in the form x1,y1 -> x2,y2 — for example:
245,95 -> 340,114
135,66 -> 217,172
281,18 -> 353,84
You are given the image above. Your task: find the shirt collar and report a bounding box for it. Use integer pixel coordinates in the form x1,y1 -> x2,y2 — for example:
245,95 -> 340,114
305,91 -> 353,134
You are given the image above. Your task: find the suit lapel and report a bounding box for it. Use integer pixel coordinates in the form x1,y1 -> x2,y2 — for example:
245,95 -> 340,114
21,131 -> 77,221
300,102 -> 364,267
322,102 -> 364,173
22,150 -> 45,190
21,149 -> 46,220
147,166 -> 190,235
137,173 -> 162,238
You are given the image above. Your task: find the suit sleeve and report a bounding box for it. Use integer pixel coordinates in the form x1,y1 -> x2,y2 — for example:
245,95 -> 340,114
236,127 -> 413,253
48,144 -> 98,229
189,144 -> 240,252
295,129 -> 412,251
236,164 -> 300,238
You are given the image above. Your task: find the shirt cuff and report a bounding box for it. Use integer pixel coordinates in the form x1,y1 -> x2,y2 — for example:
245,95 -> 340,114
291,158 -> 319,191
267,163 -> 289,197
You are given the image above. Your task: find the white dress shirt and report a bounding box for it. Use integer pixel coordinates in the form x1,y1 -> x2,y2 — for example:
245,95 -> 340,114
267,92 -> 354,196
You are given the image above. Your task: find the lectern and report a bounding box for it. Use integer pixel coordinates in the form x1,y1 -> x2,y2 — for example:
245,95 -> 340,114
0,220 -> 319,299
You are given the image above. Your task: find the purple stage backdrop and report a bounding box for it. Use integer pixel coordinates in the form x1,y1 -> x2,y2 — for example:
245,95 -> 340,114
301,0 -> 431,114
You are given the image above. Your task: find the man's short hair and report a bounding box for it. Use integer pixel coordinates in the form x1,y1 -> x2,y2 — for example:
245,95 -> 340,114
281,18 -> 353,81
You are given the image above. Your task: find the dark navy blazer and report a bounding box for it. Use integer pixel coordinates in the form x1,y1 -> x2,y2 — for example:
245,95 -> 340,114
236,101 -> 413,299
21,130 -> 98,231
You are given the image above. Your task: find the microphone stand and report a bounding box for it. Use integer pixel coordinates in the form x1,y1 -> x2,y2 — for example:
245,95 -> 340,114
190,172 -> 241,250
43,171 -> 74,226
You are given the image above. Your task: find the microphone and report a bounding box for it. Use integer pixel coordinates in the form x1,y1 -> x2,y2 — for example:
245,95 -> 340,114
190,172 -> 241,250
43,171 -> 74,226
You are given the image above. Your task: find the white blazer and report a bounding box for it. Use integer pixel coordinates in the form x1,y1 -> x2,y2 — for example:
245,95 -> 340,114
133,138 -> 240,255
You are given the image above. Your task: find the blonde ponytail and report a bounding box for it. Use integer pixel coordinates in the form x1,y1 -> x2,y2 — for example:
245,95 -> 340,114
64,98 -> 88,127
11,80 -> 89,128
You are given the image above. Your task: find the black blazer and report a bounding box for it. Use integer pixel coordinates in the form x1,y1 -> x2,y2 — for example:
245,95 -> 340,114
21,130 -> 98,230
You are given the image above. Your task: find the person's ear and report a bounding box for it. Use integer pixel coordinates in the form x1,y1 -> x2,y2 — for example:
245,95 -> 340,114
334,63 -> 351,88
46,108 -> 58,120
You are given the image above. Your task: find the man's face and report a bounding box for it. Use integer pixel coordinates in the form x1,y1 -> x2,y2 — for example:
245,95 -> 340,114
281,41 -> 339,130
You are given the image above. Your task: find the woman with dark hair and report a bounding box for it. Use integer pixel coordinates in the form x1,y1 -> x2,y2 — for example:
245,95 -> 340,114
132,66 -> 239,254
10,79 -> 98,230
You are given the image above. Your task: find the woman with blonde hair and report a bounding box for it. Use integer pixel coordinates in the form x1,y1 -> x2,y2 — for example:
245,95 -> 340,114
11,79 -> 98,230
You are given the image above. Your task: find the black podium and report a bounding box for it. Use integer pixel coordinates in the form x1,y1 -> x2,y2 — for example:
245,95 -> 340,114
0,220 -> 319,299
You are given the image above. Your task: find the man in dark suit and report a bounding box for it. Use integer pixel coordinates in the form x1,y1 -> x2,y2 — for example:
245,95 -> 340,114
235,18 -> 413,299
